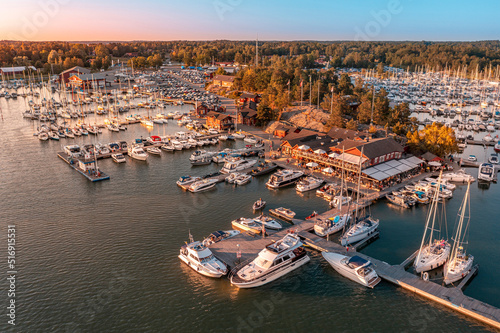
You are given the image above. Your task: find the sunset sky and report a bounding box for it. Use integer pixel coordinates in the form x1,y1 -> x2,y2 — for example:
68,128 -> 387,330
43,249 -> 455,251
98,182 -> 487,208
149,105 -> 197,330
1,0 -> 499,41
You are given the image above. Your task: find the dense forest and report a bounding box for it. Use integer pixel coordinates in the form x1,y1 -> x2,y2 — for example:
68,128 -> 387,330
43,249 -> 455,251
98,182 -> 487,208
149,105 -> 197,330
1,40 -> 500,74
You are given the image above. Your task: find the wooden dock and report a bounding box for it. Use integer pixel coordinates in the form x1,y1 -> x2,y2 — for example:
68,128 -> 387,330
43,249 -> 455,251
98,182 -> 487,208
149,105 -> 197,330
208,218 -> 500,330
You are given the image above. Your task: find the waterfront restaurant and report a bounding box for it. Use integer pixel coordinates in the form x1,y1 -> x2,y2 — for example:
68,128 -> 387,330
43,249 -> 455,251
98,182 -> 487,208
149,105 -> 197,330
281,134 -> 422,190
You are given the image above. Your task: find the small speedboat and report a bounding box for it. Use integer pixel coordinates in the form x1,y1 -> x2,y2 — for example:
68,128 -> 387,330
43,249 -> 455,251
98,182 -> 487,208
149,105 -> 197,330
146,147 -> 162,155
234,174 -> 251,185
322,253 -> 381,288
176,175 -> 202,187
252,198 -> 266,211
112,153 -> 126,163
231,217 -> 263,234
254,214 -> 282,230
202,230 -> 240,247
270,207 -> 296,220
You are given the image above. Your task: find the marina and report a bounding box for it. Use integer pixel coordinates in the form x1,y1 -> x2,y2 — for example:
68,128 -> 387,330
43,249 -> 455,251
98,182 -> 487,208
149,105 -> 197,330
1,58 -> 500,333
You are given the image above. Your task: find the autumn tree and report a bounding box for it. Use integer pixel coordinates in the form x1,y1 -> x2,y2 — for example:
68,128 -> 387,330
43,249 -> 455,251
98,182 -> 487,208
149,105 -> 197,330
324,94 -> 349,130
337,73 -> 353,95
406,122 -> 458,157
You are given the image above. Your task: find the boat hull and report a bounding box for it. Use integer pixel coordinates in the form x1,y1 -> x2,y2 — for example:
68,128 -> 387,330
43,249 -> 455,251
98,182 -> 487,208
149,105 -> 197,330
231,255 -> 310,288
178,255 -> 225,278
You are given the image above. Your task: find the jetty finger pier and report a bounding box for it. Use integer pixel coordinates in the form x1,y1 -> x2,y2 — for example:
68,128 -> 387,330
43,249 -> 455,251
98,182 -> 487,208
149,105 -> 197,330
208,205 -> 500,330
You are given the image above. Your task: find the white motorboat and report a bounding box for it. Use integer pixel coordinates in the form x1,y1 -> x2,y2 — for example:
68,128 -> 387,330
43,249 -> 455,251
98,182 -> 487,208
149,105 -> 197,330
188,178 -> 218,192
243,136 -> 257,144
231,217 -> 263,234
330,195 -> 352,208
225,172 -> 241,184
494,141 -> 500,153
254,215 -> 282,230
176,175 -> 202,187
107,124 -> 119,132
179,240 -> 228,278
386,194 -> 410,208
314,214 -> 350,237
232,131 -> 245,139
38,132 -> 49,141
202,230 -> 240,247
220,157 -> 257,174
266,169 -> 304,189
322,253 -> 381,288
444,182 -> 474,285
161,144 -> 175,152
296,176 -> 324,192
48,131 -> 59,140
441,170 -> 475,183
252,198 -> 266,211
340,216 -> 379,246
112,153 -> 126,163
478,163 -> 497,182
414,173 -> 451,273
234,174 -> 251,185
128,145 -> 148,161
488,154 -> 499,164
230,234 -> 310,288
146,147 -> 162,155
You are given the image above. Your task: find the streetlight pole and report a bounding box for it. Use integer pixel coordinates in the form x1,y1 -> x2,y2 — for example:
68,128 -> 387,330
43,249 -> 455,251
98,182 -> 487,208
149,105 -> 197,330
309,75 -> 312,106
317,77 -> 320,110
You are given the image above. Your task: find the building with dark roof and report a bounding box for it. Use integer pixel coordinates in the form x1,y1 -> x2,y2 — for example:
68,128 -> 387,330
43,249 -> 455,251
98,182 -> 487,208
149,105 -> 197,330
331,137 -> 404,167
59,66 -> 91,84
206,111 -> 234,130
212,75 -> 235,88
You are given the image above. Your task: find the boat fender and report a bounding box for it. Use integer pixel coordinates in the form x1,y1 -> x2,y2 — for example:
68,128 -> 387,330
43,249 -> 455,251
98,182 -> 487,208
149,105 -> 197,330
422,272 -> 429,281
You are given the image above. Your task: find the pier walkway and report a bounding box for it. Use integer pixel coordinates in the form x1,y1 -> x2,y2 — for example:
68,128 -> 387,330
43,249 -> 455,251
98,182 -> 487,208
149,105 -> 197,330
209,216 -> 500,330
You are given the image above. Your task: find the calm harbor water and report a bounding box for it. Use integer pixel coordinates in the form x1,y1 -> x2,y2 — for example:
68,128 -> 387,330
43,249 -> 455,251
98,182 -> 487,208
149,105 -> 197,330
0,95 -> 499,332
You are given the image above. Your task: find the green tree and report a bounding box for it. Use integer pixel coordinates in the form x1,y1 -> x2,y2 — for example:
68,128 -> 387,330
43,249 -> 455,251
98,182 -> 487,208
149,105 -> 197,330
337,73 -> 353,95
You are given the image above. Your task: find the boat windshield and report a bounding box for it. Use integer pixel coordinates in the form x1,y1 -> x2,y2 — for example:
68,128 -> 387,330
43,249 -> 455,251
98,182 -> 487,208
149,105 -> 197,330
357,265 -> 373,277
481,167 -> 493,175
199,254 -> 214,263
254,257 -> 273,270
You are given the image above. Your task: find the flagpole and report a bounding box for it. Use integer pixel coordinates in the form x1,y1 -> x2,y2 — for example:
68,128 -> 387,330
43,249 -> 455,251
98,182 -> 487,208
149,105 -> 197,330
300,80 -> 303,106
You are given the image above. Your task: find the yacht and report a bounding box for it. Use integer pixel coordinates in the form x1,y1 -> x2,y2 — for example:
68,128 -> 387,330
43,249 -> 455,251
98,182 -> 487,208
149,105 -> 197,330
253,215 -> 283,230
188,178 -> 218,192
340,216 -> 380,246
296,176 -> 324,192
266,169 -> 304,189
231,218 -> 263,234
176,175 -> 202,187
314,214 -> 350,237
111,153 -> 126,163
441,170 -> 475,183
478,163 -> 497,182
179,240 -> 228,278
126,145 -> 146,160
220,157 -> 257,174
322,253 -> 381,288
230,234 -> 310,288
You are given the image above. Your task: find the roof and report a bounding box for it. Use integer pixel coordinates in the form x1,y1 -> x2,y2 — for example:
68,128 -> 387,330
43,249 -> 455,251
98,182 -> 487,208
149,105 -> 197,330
337,138 -> 404,159
207,111 -> 232,121
0,66 -> 36,73
421,152 -> 443,162
362,157 -> 423,181
327,126 -> 367,141
60,66 -> 90,75
212,75 -> 235,83
240,92 -> 258,99
69,73 -> 106,81
347,256 -> 369,268
240,109 -> 257,118
281,129 -> 326,148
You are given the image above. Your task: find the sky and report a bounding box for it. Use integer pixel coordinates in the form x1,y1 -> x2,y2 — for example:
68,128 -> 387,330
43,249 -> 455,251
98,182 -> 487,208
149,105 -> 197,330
0,0 -> 499,41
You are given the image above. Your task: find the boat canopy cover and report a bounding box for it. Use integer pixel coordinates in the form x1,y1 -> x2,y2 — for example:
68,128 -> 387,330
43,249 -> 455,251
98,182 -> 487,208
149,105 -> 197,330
347,255 -> 369,268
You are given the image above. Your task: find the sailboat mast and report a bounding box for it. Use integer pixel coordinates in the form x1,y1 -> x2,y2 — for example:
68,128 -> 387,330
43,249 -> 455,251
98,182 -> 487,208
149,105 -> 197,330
449,181 -> 470,268
354,146 -> 364,222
